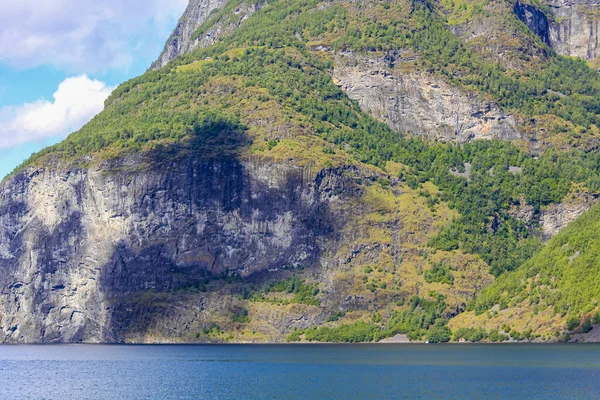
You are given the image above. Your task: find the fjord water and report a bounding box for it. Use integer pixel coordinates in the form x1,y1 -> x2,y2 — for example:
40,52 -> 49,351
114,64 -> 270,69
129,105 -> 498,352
0,344 -> 598,399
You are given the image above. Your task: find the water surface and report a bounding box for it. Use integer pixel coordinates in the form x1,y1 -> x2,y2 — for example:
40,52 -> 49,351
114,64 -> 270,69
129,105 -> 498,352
0,344 -> 598,399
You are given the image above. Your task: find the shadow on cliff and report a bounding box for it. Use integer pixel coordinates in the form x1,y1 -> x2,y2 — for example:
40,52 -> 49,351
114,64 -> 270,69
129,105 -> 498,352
144,112 -> 252,166
96,114 -> 354,341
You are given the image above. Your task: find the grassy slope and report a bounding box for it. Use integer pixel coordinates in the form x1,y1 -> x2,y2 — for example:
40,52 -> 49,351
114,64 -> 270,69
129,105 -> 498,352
452,200 -> 600,338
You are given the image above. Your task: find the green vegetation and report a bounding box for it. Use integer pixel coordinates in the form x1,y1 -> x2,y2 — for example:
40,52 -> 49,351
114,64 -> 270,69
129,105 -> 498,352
247,276 -> 321,306
331,1 -> 600,129
488,329 -> 509,342
453,327 -> 487,342
327,311 -> 346,322
287,321 -> 382,343
10,0 -> 600,278
566,316 -> 580,331
232,308 -> 250,323
424,263 -> 454,285
196,323 -> 224,339
386,294 -> 450,340
289,294 -> 450,342
579,319 -> 593,334
472,201 -> 600,322
509,329 -> 536,341
453,327 -> 508,342
426,326 -> 452,343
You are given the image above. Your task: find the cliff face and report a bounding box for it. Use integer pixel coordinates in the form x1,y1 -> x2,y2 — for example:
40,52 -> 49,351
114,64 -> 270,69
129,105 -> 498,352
516,0 -> 600,60
333,51 -> 521,142
0,153 -> 354,342
509,192 -> 600,241
539,192 -> 600,240
514,2 -> 551,46
153,1 -> 524,144
547,0 -> 600,60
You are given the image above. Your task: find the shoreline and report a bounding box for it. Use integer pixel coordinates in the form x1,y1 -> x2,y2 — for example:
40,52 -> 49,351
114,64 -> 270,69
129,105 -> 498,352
0,340 -> 597,345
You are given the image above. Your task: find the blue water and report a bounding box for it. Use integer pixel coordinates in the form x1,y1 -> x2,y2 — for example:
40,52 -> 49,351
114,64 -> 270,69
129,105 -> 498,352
0,344 -> 598,399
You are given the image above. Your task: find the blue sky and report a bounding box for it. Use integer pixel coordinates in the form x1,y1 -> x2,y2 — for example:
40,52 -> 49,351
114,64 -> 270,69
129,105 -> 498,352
0,0 -> 189,179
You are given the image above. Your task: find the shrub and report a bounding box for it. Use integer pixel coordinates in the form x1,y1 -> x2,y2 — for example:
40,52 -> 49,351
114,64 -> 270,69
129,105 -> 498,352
424,263 -> 454,285
328,311 -> 346,322
232,308 -> 250,323
254,276 -> 321,306
453,327 -> 487,342
488,329 -> 509,342
579,319 -> 593,334
426,326 -> 452,343
290,322 -> 380,343
566,316 -> 580,331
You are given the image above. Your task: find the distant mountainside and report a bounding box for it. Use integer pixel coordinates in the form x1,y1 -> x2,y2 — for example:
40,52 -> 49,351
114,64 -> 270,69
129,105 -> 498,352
2,0 -> 600,343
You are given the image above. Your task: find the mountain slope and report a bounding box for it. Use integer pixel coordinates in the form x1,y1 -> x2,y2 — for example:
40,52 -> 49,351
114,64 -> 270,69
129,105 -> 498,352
451,199 -> 600,339
2,0 -> 600,342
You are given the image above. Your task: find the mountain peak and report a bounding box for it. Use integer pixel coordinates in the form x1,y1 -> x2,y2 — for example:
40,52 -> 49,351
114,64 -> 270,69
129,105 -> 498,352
152,0 -> 229,69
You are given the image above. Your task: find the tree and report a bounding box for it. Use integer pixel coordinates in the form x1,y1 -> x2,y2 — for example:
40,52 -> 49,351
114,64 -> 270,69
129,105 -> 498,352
426,326 -> 451,343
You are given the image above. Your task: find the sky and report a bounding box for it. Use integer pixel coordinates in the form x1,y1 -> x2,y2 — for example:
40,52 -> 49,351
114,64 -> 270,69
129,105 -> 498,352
0,0 -> 190,179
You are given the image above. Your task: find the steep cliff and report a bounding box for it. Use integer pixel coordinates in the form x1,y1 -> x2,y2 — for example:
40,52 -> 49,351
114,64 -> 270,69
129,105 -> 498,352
508,191 -> 600,241
152,0 -> 262,69
515,0 -> 600,61
514,1 -> 552,46
0,153 -> 335,342
152,0 -> 228,69
333,51 -> 520,142
0,147 -> 496,343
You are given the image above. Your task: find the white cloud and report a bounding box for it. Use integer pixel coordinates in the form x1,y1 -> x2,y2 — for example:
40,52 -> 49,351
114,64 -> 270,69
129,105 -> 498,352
0,75 -> 113,149
0,0 -> 189,72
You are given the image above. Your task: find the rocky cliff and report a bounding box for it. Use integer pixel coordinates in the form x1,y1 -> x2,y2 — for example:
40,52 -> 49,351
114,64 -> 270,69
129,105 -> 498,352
152,0 -> 228,69
509,192 -> 600,241
516,0 -> 600,61
153,1 -> 525,144
0,150 -> 352,342
333,51 -> 521,142
0,154 -> 316,341
152,0 -> 262,69
539,192 -> 600,240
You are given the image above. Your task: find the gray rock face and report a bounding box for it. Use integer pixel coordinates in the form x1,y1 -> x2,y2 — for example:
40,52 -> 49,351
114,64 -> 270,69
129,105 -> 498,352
549,0 -> 600,60
153,0 -> 262,69
539,193 -> 600,240
0,153 -> 360,342
153,0 -> 228,69
516,0 -> 600,60
333,51 -> 521,142
514,2 -> 551,45
508,193 -> 599,240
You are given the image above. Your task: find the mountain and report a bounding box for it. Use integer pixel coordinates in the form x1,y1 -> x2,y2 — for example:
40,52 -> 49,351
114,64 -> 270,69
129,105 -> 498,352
2,0 -> 600,343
